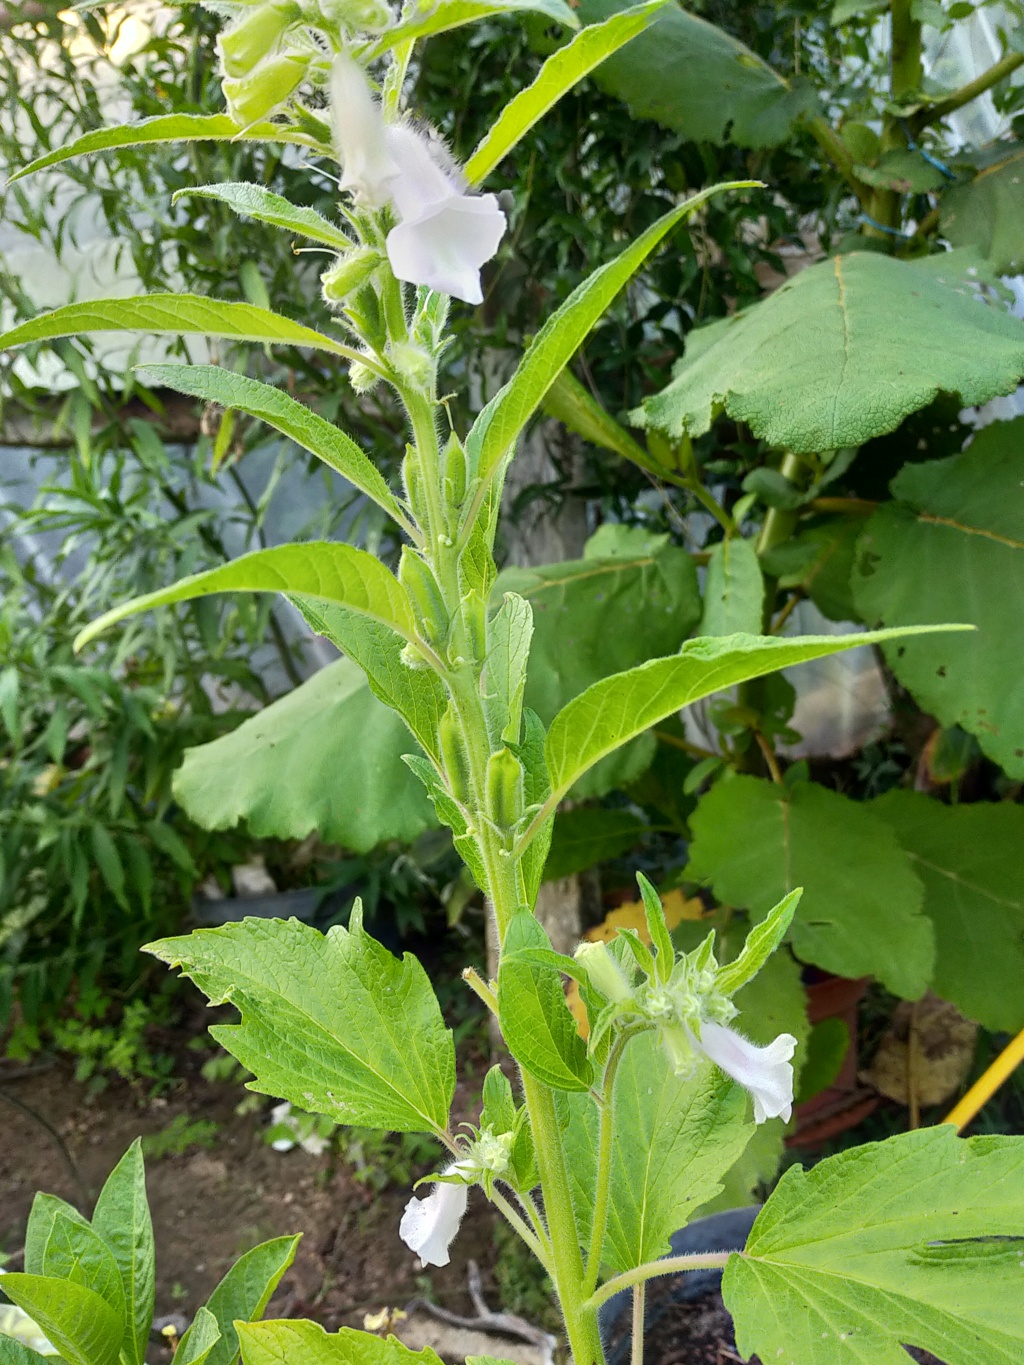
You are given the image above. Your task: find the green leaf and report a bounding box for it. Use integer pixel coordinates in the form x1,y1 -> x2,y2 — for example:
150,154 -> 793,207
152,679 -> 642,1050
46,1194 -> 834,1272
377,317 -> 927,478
237,1319 -> 444,1365
367,0 -> 578,57
699,538 -> 764,636
0,1342 -> 53,1365
724,1126 -> 1024,1365
564,1035 -> 752,1272
74,543 -> 416,652
541,626 -> 965,818
90,826 -> 127,910
172,185 -> 352,250
402,754 -> 488,892
497,914 -> 593,1091
146,909 -> 454,1134
24,1193 -> 91,1274
636,872 -> 674,982
715,889 -> 801,997
852,418 -> 1024,777
636,251 -> 1024,453
541,366 -> 655,470
942,143 -> 1024,276
575,0 -> 817,148
465,184 -> 753,493
0,1276 -> 122,1365
140,367 -> 407,526
7,114 -> 328,184
542,806 -> 647,881
183,1237 -> 299,1365
484,591 -> 534,746
90,1142 -> 155,1365
481,1065 -> 517,1134
174,659 -> 436,854
762,515 -> 865,624
686,776 -> 932,998
41,1215 -> 125,1326
872,790 -> 1024,1032
464,0 -> 666,185
172,1309 -> 220,1365
0,297 -> 354,361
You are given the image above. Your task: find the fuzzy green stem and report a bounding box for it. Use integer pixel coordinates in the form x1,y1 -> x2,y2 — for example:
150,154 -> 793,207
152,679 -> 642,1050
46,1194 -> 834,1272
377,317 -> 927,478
630,1282 -> 645,1365
584,1252 -> 734,1312
914,49 -> 1024,128
582,1033 -> 631,1299
490,1185 -> 552,1271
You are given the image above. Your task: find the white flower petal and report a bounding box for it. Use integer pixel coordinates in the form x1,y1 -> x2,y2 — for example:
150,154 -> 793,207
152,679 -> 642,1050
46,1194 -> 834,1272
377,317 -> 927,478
697,1021 -> 797,1125
386,194 -> 506,303
399,1171 -> 470,1267
383,123 -> 460,220
330,53 -> 398,205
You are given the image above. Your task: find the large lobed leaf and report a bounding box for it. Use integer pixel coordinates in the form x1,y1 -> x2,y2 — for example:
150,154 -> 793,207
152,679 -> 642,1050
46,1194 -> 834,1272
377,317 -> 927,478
942,142 -> 1024,277
174,659 -> 436,853
636,251 -> 1024,453
725,1126 -> 1024,1364
146,911 -> 455,1134
853,417 -> 1024,777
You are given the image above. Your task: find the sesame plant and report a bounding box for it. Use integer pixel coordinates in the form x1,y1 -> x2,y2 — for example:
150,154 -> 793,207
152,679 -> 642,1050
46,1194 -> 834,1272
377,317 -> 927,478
3,3 -> 1024,1365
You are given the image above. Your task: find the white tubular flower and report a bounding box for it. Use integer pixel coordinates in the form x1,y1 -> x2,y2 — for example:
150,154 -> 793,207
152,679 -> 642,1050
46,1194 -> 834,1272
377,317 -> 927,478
399,1161 -> 471,1268
696,1021 -> 797,1125
330,53 -> 399,205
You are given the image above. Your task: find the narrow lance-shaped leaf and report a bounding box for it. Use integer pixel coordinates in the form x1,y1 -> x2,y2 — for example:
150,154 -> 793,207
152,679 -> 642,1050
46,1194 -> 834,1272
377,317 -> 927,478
365,0 -> 578,59
91,1140 -> 154,1365
715,889 -> 801,997
172,184 -> 353,250
464,0 -> 667,185
179,1237 -> 300,1365
538,626 -> 969,821
73,543 -> 417,652
6,114 -> 330,184
0,297 -> 356,361
139,366 -> 410,530
172,1310 -> 220,1365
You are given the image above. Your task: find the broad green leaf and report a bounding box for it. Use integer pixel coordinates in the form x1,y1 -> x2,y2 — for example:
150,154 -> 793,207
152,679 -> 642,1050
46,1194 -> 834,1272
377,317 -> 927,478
6,114 -> 328,184
140,366 -> 406,526
91,1140 -> 154,1365
575,0 -> 816,148
484,591 -> 533,746
237,1319 -> 444,1365
0,297 -> 354,361
497,914 -> 593,1091
724,1126 -> 1024,1365
42,1216 -> 125,1329
366,0 -> 578,57
872,790 -> 1024,1032
172,1310 -> 220,1365
172,185 -> 351,250
699,537 -> 764,636
464,0 -> 666,185
636,251 -> 1024,453
174,659 -> 436,853
182,1237 -> 299,1365
74,543 -> 416,652
564,1035 -> 752,1272
762,514 -> 865,623
0,1342 -> 52,1365
541,626 -> 965,817
0,1276 -> 122,1365
146,909 -> 455,1134
542,806 -> 647,881
685,776 -> 932,998
942,143 -> 1024,276
24,1194 -> 90,1275
465,184 -> 753,494
853,418 -> 1024,777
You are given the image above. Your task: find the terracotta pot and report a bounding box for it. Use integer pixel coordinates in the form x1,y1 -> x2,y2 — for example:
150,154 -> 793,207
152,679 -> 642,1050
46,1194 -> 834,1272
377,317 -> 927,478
787,972 -> 879,1147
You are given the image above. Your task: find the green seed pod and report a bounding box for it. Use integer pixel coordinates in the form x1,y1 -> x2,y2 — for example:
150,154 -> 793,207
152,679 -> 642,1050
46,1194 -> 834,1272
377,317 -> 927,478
321,248 -> 381,305
223,52 -> 308,126
398,547 -> 448,641
442,432 -> 467,510
486,747 -> 524,832
439,707 -> 473,805
217,1 -> 299,79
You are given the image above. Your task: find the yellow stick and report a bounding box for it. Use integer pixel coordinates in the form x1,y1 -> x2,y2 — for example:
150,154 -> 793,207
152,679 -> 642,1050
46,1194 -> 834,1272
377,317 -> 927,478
943,1027 -> 1024,1132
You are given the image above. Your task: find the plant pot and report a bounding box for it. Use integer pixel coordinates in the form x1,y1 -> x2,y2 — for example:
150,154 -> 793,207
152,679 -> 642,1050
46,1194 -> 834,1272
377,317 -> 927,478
788,972 -> 878,1147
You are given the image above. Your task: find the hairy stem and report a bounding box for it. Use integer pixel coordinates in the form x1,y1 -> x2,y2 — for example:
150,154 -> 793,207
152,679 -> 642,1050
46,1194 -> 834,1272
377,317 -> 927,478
583,1033 -> 631,1298
584,1252 -> 734,1312
914,49 -> 1024,128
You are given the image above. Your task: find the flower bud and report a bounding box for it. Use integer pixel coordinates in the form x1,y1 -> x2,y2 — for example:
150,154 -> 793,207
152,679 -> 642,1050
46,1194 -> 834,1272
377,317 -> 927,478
223,52 -> 308,126
347,360 -> 380,394
388,341 -> 434,388
575,941 -> 632,1005
217,1 -> 299,78
320,247 -> 381,305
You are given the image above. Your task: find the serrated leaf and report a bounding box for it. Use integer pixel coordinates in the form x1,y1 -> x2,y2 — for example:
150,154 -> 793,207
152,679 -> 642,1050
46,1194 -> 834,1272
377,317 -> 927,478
140,367 -> 406,526
872,790 -> 1024,1032
700,537 -> 764,636
91,1141 -> 154,1365
637,251 -> 1024,453
145,912 -> 454,1134
173,184 -> 351,250
541,627 -> 965,818
172,1309 -> 220,1365
74,543 -> 416,652
465,0 -> 665,185
724,1126 -> 1024,1365
182,1237 -> 299,1365
564,1034 -> 752,1273
7,114 -> 328,184
853,417 -> 1024,777
542,807 -> 647,881
575,0 -> 817,148
497,915 -> 593,1091
686,776 -> 932,998
174,659 -> 435,854
942,143 -> 1024,275
0,1276 -> 122,1365
237,1319 -> 444,1365
367,0 -> 577,56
